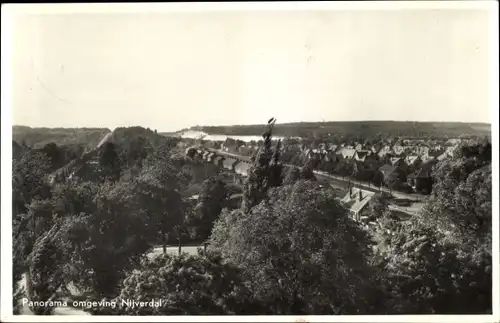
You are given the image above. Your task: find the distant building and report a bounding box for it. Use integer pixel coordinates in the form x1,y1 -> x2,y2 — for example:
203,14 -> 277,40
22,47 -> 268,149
404,155 -> 422,167
207,152 -> 216,162
390,157 -> 407,169
379,165 -> 405,181
378,145 -> 392,158
392,144 -> 405,156
213,156 -> 224,167
414,146 -> 430,156
437,152 -> 449,161
354,150 -> 376,162
223,157 -> 238,171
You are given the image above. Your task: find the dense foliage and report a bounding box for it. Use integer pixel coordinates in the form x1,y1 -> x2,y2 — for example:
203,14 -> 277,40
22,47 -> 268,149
372,138 -> 492,314
90,251 -> 264,315
242,122 -> 283,212
211,181 -> 383,314
186,177 -> 229,241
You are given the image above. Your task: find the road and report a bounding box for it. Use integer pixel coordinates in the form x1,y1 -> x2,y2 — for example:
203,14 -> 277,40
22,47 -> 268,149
206,148 -> 427,202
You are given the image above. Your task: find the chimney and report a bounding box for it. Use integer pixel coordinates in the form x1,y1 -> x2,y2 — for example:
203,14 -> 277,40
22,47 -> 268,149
349,186 -> 353,197
358,190 -> 362,201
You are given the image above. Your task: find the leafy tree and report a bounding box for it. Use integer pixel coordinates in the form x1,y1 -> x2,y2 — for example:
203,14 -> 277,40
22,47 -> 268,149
210,180 -> 381,314
373,215 -> 491,314
299,159 -> 316,181
242,120 -> 283,212
98,142 -> 121,182
57,181 -> 154,297
187,177 -> 229,241
424,139 -> 492,251
364,193 -> 389,220
29,224 -> 65,315
372,139 -> 493,314
12,197 -> 58,305
90,251 -> 264,315
12,149 -> 52,216
283,166 -> 301,185
51,181 -> 99,218
384,168 -> 406,190
40,142 -> 65,171
137,153 -> 186,250
371,170 -> 385,187
13,232 -> 28,314
335,160 -> 354,178
269,139 -> 284,186
186,147 -> 197,159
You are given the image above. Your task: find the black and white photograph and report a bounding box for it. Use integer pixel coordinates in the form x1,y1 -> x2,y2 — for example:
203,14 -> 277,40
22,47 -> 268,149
1,2 -> 498,322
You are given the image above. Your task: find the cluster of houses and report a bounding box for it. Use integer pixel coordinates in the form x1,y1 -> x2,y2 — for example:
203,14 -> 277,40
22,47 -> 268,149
213,137 -> 464,194
302,141 -> 458,193
186,147 -> 252,178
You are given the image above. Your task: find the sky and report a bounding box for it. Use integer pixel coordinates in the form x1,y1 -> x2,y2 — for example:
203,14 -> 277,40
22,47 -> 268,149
7,4 -> 496,132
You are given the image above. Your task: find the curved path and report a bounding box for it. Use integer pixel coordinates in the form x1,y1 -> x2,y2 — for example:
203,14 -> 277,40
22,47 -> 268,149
205,148 -> 427,202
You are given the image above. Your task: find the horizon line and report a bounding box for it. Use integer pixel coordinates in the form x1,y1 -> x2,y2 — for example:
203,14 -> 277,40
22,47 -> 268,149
12,119 -> 492,133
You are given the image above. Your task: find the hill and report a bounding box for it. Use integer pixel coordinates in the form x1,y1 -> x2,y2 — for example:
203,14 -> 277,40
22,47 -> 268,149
12,126 -> 111,149
191,121 -> 491,139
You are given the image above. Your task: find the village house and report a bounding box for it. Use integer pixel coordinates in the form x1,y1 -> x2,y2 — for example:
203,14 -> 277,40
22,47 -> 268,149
447,138 -> 461,145
337,147 -> 357,160
303,149 -> 314,159
354,150 -> 375,162
446,145 -> 458,157
407,166 -> 433,193
213,156 -> 224,167
223,157 -> 239,172
390,157 -> 408,170
414,145 -> 430,157
392,144 -> 405,156
377,145 -> 392,158
207,152 -> 216,163
420,153 -> 435,164
436,152 -> 449,161
404,155 -> 422,168
379,164 -> 406,183
340,187 -> 375,222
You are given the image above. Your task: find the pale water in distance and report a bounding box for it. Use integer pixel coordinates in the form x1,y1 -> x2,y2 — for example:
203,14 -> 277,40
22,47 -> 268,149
179,130 -> 298,142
